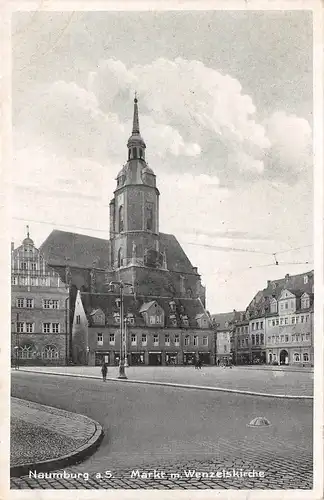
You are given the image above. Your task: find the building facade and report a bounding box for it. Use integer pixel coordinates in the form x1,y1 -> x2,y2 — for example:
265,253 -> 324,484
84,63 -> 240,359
11,231 -> 69,366
232,271 -> 314,366
212,311 -> 242,365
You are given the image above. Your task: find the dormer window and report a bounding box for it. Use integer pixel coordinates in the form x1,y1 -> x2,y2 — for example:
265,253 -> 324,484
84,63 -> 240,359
304,275 -> 309,284
181,314 -> 189,327
170,314 -> 177,327
270,298 -> 277,313
113,312 -> 120,324
301,294 -> 310,309
127,313 -> 135,325
169,301 -> 176,312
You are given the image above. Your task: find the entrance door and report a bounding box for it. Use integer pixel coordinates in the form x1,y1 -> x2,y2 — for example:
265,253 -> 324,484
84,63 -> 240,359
95,352 -> 110,366
280,350 -> 288,365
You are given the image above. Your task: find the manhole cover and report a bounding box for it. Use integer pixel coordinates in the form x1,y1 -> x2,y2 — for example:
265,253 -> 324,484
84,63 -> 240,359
247,416 -> 271,427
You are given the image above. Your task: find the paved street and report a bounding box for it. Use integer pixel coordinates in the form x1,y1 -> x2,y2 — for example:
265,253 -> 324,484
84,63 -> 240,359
11,371 -> 313,489
16,365 -> 313,397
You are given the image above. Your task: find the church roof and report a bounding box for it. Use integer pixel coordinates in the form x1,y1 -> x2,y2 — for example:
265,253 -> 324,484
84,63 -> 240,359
40,230 -> 110,269
81,292 -> 212,330
40,230 -> 198,276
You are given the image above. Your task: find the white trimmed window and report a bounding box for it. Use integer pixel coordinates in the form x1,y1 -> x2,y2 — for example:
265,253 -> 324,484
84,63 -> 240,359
39,277 -> 50,286
52,323 -> 59,333
109,333 -> 115,345
113,313 -> 120,324
30,277 -> 38,286
43,323 -> 51,333
149,315 -> 156,325
26,322 -> 34,333
20,262 -> 28,270
43,299 -> 59,309
153,334 -> 159,346
294,352 -> 300,362
11,276 -> 18,285
202,336 -> 208,346
193,335 -> 198,346
26,298 -> 34,308
165,335 -> 170,346
16,298 -> 24,308
303,352 -> 309,362
174,335 -> 180,346
141,334 -> 147,346
17,322 -> 24,333
184,335 -> 189,346
42,323 -> 60,333
76,315 -> 81,324
20,277 -> 28,286
131,334 -> 137,346
97,333 -> 103,346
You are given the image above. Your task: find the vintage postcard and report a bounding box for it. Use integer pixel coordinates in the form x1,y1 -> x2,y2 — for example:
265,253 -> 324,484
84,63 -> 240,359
1,0 -> 323,499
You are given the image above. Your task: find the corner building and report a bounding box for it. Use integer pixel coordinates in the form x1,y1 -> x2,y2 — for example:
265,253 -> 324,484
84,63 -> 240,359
40,97 -> 214,365
11,231 -> 69,365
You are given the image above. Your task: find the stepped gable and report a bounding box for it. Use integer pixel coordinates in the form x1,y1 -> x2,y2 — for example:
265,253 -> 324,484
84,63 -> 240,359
40,230 -> 110,269
81,292 -> 210,329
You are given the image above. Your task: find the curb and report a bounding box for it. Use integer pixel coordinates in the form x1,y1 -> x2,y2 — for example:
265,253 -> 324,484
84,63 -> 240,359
10,400 -> 104,478
15,368 -> 313,400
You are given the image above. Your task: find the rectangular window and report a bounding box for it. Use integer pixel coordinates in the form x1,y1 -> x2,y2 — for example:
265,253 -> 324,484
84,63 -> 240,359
256,334 -> 259,345
285,302 -> 288,309
30,277 -> 38,286
25,322 -> 34,333
156,315 -> 162,324
193,335 -> 198,346
252,335 -> 255,345
306,333 -> 310,341
26,298 -> 34,308
20,277 -> 28,286
149,315 -> 156,325
141,334 -> 147,346
202,336 -> 208,346
280,318 -> 284,325
16,298 -> 24,308
256,322 -> 259,330
301,334 -> 305,341
31,262 -> 37,271
276,319 -> 279,326
127,316 -> 135,325
252,323 -> 255,330
153,334 -> 159,346
292,317 -> 295,324
280,335 -> 284,342
224,345 -> 227,352
174,335 -> 180,346
20,262 -> 28,270
260,334 -> 264,344
165,335 -> 170,346
113,314 -> 120,324
272,320 -> 275,327
301,315 -> 304,323
184,336 -> 189,346
268,320 -> 272,327
305,315 -> 309,322
97,333 -> 103,345
260,321 -> 263,329
285,335 -> 289,342
131,334 -> 137,346
284,318 -> 288,325
76,315 -> 80,325
295,316 -> 299,324
11,276 -> 18,285
52,323 -> 60,333
17,322 -> 24,333
43,323 -> 51,333
39,277 -> 50,286
109,333 -> 115,345
43,299 -> 59,309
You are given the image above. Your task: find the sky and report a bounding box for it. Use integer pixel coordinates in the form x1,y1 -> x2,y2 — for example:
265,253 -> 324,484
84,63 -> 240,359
11,9 -> 313,313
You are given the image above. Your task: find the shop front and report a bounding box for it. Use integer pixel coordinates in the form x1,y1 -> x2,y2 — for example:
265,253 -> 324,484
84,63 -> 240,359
165,352 -> 179,365
148,351 -> 162,366
251,350 -> 266,364
198,352 -> 211,365
131,352 -> 145,365
183,352 -> 196,365
95,351 -> 110,366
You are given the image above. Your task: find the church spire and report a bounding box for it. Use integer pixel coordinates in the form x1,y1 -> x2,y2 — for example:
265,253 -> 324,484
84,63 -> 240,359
132,92 -> 140,134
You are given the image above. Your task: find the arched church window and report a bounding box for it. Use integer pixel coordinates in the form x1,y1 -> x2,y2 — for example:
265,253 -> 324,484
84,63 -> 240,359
118,248 -> 123,268
145,203 -> 153,231
119,206 -> 124,232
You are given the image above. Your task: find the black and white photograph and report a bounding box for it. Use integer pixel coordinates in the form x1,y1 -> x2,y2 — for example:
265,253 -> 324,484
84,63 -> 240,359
4,1 -> 323,496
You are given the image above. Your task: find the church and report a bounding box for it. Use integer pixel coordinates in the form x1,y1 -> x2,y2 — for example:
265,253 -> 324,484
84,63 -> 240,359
40,96 -> 215,366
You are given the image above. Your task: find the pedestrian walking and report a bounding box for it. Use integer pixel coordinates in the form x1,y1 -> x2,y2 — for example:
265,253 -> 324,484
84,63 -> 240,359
101,362 -> 108,382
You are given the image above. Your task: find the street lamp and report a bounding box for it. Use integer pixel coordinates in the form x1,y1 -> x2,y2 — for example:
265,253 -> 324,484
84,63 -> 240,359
108,280 -> 133,379
65,296 -> 70,365
13,346 -> 19,370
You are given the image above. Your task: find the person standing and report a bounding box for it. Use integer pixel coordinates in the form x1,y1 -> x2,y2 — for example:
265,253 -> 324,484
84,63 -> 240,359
101,361 -> 108,382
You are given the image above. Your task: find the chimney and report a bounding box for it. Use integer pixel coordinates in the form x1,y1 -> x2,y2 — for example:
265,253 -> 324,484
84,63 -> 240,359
285,274 -> 289,279
11,242 -> 14,252
192,267 -> 198,274
267,280 -> 271,287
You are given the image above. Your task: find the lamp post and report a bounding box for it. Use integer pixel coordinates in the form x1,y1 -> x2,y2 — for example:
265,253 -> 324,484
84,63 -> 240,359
108,280 -> 133,379
16,312 -> 20,370
65,296 -> 70,365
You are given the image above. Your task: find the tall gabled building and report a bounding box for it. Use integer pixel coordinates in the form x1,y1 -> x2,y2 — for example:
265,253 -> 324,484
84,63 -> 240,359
11,228 -> 69,365
40,97 -> 213,365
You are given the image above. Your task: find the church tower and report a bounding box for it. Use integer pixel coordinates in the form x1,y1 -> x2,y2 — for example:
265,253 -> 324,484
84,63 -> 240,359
109,95 -> 163,271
